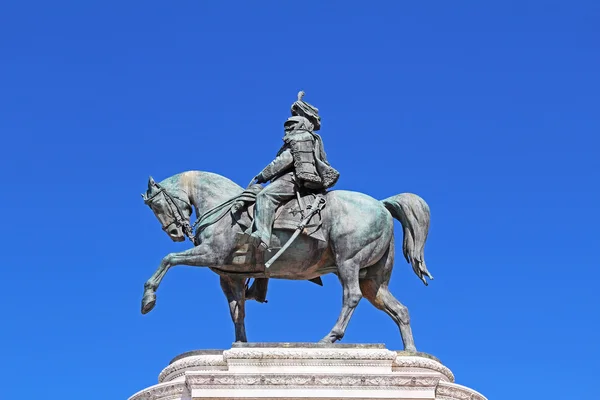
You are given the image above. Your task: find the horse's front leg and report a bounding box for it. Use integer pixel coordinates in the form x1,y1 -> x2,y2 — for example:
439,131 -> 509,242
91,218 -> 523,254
141,244 -> 219,314
220,276 -> 248,342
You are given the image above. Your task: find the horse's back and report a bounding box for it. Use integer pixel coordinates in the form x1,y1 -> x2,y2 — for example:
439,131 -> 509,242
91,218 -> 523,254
323,190 -> 393,259
324,190 -> 392,227
266,190 -> 392,276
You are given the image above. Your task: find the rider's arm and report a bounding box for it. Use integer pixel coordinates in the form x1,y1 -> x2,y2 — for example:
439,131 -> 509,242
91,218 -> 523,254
256,149 -> 294,183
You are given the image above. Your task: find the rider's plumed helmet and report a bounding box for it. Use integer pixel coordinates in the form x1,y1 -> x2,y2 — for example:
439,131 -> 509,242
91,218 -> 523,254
289,91 -> 321,131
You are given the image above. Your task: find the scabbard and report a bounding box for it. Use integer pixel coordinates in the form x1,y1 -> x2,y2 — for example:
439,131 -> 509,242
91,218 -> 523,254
264,195 -> 325,269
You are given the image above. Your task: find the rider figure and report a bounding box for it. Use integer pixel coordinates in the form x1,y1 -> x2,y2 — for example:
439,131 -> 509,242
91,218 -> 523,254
249,92 -> 340,251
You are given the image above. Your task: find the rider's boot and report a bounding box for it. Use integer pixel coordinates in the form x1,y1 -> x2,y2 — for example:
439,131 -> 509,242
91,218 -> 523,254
249,231 -> 269,252
245,278 -> 269,303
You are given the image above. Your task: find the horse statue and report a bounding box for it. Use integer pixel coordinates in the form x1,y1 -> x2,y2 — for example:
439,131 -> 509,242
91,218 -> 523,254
140,170 -> 433,351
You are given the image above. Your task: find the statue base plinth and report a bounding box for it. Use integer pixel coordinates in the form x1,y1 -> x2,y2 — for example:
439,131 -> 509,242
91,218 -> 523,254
128,343 -> 486,400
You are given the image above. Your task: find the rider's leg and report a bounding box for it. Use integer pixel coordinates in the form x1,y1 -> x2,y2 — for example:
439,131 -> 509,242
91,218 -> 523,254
252,173 -> 296,249
245,277 -> 269,303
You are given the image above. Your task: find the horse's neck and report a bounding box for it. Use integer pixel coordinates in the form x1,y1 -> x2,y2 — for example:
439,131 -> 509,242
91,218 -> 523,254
179,171 -> 243,217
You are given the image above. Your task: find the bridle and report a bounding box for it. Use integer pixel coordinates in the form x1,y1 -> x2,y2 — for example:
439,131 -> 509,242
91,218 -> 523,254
143,182 -> 196,244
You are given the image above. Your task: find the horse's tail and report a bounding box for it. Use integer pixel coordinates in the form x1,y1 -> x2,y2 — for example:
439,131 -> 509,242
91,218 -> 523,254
381,193 -> 433,286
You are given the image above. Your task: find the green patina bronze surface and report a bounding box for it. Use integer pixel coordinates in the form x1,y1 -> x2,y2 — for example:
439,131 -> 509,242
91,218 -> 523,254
140,93 -> 433,351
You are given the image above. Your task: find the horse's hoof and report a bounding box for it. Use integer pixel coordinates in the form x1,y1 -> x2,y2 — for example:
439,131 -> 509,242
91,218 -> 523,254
318,335 -> 336,344
141,293 -> 156,314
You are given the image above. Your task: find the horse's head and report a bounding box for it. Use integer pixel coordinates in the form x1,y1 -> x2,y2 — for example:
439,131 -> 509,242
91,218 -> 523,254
142,176 -> 193,243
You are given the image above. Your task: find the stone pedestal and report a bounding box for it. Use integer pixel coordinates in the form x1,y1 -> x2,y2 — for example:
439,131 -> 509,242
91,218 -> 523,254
129,343 -> 486,400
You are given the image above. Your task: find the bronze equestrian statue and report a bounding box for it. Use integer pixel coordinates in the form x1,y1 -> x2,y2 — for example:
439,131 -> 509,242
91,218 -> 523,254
140,93 -> 433,350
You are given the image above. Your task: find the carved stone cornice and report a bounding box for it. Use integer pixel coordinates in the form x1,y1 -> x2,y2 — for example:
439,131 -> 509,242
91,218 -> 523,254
129,345 -> 487,400
158,355 -> 227,383
186,372 -> 440,390
393,355 -> 455,382
436,382 -> 488,400
128,382 -> 184,400
222,347 -> 398,361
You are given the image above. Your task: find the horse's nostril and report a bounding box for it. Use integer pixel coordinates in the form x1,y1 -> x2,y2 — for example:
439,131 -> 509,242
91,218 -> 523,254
169,228 -> 178,236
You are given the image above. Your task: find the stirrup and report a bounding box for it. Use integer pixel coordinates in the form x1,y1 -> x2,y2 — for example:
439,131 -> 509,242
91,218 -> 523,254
235,231 -> 251,245
249,234 -> 269,252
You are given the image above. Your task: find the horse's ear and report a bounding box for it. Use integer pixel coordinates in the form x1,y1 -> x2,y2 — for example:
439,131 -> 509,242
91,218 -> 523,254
148,175 -> 156,189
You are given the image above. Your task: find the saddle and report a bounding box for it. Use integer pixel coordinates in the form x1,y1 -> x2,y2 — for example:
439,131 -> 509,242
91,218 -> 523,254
242,189 -> 327,242
192,185 -> 327,270
193,185 -> 328,243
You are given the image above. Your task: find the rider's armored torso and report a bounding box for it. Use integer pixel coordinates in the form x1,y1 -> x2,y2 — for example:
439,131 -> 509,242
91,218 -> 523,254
283,130 -> 321,187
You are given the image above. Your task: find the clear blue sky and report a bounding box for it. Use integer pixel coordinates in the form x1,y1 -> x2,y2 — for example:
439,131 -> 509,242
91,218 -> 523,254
1,1 -> 598,399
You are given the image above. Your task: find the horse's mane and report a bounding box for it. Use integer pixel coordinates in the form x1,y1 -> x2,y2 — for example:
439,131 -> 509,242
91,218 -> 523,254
157,170 -> 244,206
159,170 -> 239,189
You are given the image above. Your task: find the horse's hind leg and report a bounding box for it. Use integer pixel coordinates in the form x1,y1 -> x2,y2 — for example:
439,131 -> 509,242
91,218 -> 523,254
359,238 -> 417,352
320,259 -> 363,343
220,276 -> 248,342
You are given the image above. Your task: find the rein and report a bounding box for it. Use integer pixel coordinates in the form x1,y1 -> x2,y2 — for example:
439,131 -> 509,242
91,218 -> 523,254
145,181 -> 264,247
144,182 -> 197,245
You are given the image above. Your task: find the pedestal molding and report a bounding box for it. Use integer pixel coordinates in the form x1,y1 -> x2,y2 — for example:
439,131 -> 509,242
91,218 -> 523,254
130,381 -> 185,400
159,355 -> 227,383
436,382 -> 487,400
186,372 -> 440,390
129,344 -> 487,400
393,356 -> 455,382
222,348 -> 398,361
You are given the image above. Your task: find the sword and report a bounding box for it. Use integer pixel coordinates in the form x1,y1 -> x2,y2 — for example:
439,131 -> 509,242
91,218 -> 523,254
264,196 -> 326,269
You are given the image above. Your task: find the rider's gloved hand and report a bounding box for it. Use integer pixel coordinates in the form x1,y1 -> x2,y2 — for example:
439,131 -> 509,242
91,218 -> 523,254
231,201 -> 245,214
254,174 -> 267,184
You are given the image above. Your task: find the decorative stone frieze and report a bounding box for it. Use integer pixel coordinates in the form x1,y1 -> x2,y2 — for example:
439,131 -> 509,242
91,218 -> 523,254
128,343 -> 486,400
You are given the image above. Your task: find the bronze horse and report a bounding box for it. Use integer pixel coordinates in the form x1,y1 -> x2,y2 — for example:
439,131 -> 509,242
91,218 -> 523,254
141,170 -> 432,350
